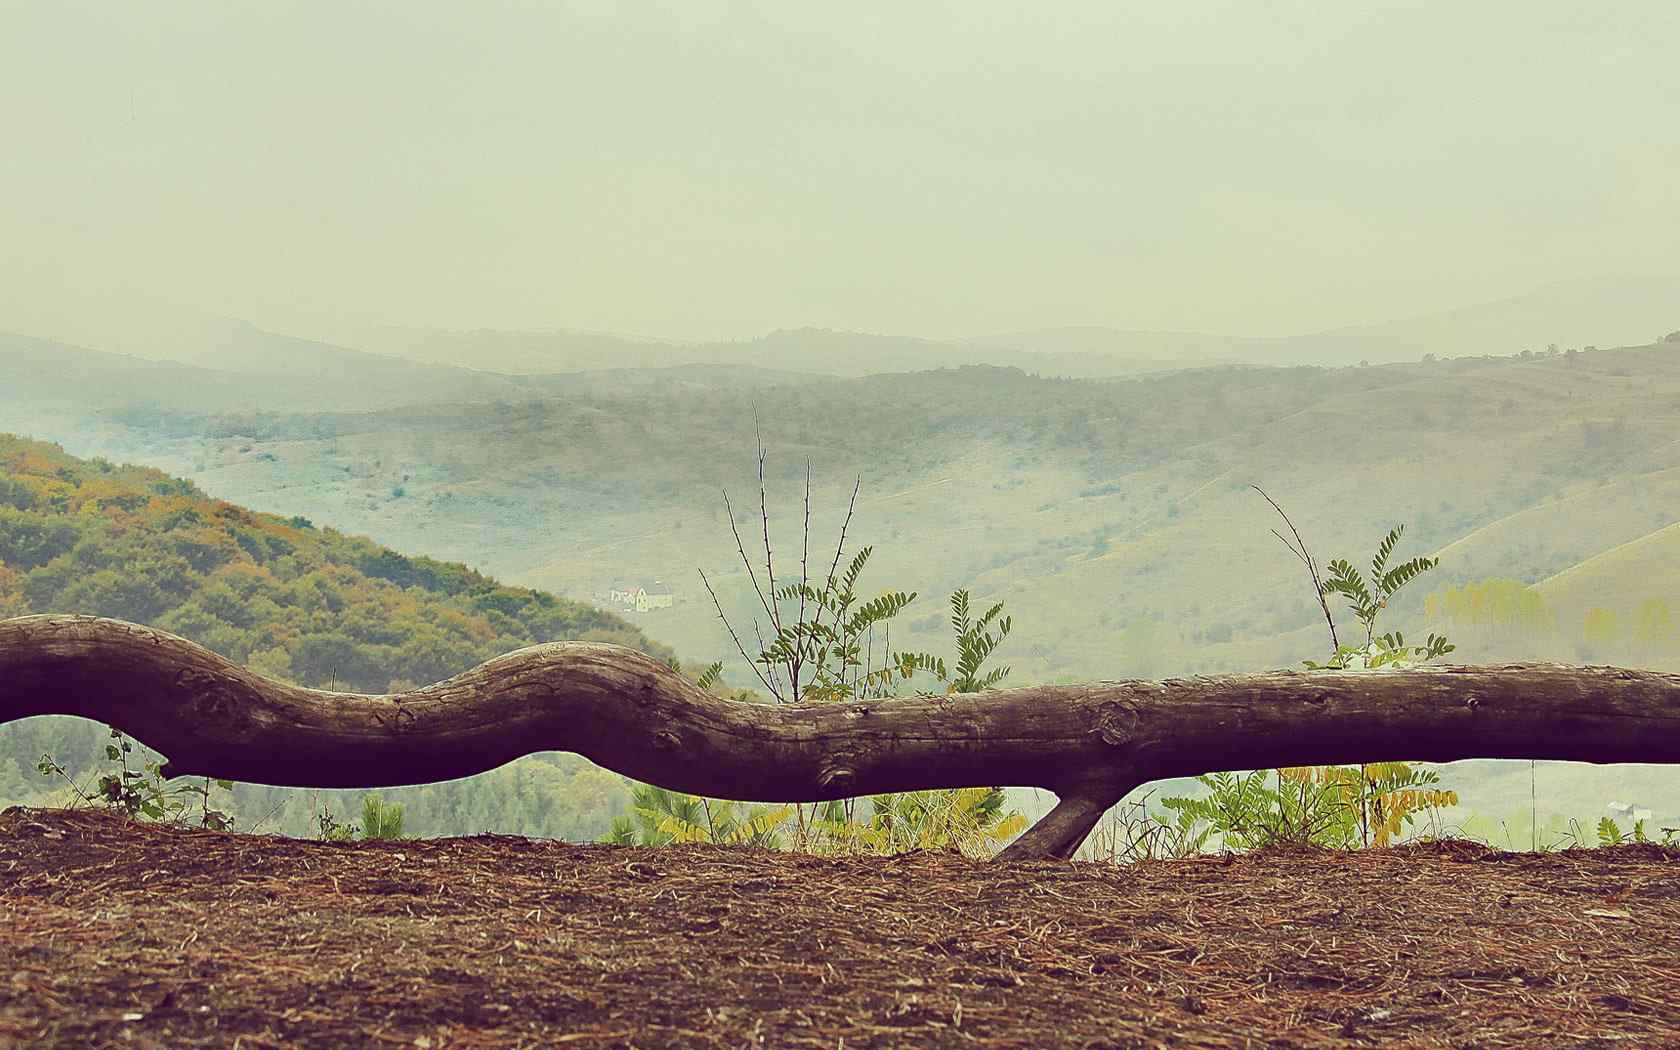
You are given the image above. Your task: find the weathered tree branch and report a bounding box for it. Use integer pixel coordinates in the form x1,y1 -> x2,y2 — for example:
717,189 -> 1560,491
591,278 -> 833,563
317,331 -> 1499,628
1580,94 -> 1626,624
6,614 -> 1680,860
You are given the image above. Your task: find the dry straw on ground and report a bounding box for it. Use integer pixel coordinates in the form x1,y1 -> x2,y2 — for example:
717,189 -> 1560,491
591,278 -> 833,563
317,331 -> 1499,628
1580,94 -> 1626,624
2,807 -> 1677,1048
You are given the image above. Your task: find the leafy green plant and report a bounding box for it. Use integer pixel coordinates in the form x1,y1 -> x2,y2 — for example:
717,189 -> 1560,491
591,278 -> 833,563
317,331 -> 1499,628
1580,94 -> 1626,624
1160,763 -> 1458,852
696,437 -> 915,706
606,783 -> 792,848
811,787 -> 1028,857
36,729 -> 234,830
358,793 -> 407,840
755,544 -> 917,704
1160,769 -> 1350,851
179,776 -> 237,831
304,792 -> 406,841
1309,526 -> 1455,670
1594,815 -> 1677,847
893,589 -> 1013,693
660,435 -> 1028,855
604,782 -> 1026,857
313,800 -> 358,842
1156,493 -> 1462,855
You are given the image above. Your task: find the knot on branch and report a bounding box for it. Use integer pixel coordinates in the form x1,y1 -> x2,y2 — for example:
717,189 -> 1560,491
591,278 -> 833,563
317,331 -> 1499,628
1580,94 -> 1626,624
1092,698 -> 1141,749
175,670 -> 258,728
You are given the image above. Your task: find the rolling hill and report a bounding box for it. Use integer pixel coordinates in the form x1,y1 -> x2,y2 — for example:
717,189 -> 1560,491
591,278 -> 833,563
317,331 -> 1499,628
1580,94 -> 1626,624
0,435 -> 673,840
1536,521 -> 1680,620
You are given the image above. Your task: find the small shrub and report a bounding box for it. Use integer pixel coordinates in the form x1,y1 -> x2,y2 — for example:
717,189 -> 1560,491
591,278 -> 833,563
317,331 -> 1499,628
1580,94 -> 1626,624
36,728 -> 235,830
359,794 -> 407,840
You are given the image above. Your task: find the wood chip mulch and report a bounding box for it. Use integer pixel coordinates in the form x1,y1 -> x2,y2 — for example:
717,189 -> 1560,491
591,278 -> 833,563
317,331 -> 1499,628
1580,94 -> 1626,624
2,807 -> 1678,1048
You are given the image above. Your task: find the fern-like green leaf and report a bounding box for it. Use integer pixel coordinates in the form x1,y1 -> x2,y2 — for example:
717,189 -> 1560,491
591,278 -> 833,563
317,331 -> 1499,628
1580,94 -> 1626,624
1372,525 -> 1403,579
696,661 -> 724,690
949,589 -> 972,636
1379,556 -> 1438,597
841,547 -> 873,593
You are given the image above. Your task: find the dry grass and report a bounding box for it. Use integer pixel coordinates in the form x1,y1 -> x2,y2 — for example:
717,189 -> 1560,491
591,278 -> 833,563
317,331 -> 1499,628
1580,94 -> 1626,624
3,806 -> 1679,1048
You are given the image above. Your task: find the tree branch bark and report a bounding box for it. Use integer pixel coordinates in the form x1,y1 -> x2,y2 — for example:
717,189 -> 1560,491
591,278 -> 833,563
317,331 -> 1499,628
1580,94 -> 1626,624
6,614 -> 1680,860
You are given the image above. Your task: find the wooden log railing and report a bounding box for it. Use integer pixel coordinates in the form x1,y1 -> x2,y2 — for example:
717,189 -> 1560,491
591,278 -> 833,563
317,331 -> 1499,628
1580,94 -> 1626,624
4,614 -> 1680,860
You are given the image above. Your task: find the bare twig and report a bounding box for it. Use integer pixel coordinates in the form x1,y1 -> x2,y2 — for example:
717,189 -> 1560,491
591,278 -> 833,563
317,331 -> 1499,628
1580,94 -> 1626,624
721,489 -> 775,628
812,477 -> 862,634
754,417 -> 791,694
39,758 -> 99,809
243,796 -> 289,837
792,460 -> 811,696
700,797 -> 719,843
756,418 -> 779,622
698,568 -> 778,698
864,622 -> 873,696
1252,484 -> 1340,652
750,618 -> 782,701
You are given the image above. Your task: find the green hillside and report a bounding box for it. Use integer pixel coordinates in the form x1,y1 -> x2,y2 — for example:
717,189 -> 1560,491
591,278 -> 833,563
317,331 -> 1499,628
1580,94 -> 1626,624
1421,526 -> 1680,672
1536,522 -> 1680,620
0,434 -> 673,839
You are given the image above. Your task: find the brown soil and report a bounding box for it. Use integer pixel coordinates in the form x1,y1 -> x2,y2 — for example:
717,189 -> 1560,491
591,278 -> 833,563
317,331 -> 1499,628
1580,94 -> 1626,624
2,808 -> 1678,1049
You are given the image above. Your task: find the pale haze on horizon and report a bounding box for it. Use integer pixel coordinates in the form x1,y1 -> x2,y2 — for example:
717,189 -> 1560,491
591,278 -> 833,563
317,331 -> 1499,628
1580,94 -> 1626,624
2,1 -> 1676,352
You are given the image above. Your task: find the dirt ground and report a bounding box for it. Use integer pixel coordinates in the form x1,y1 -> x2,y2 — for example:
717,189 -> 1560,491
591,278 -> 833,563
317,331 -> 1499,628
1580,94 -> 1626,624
2,807 -> 1678,1049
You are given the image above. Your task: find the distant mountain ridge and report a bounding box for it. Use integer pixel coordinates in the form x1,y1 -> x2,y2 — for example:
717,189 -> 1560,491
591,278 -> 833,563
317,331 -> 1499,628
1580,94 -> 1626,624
345,324 -> 1199,379
0,327 -> 543,413
338,325 -> 691,375
970,275 -> 1680,367
340,274 -> 1678,376
6,274 -> 1674,383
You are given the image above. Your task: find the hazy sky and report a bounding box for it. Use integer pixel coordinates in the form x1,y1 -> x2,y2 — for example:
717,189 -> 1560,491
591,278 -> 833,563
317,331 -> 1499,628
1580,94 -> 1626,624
3,1 -> 1676,343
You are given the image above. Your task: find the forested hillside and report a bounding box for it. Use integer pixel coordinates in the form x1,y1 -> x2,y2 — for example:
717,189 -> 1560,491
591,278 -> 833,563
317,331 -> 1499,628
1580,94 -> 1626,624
0,435 -> 671,839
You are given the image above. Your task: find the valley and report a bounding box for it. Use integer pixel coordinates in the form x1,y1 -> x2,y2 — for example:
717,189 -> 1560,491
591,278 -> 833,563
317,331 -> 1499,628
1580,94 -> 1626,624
5,324 -> 1680,838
